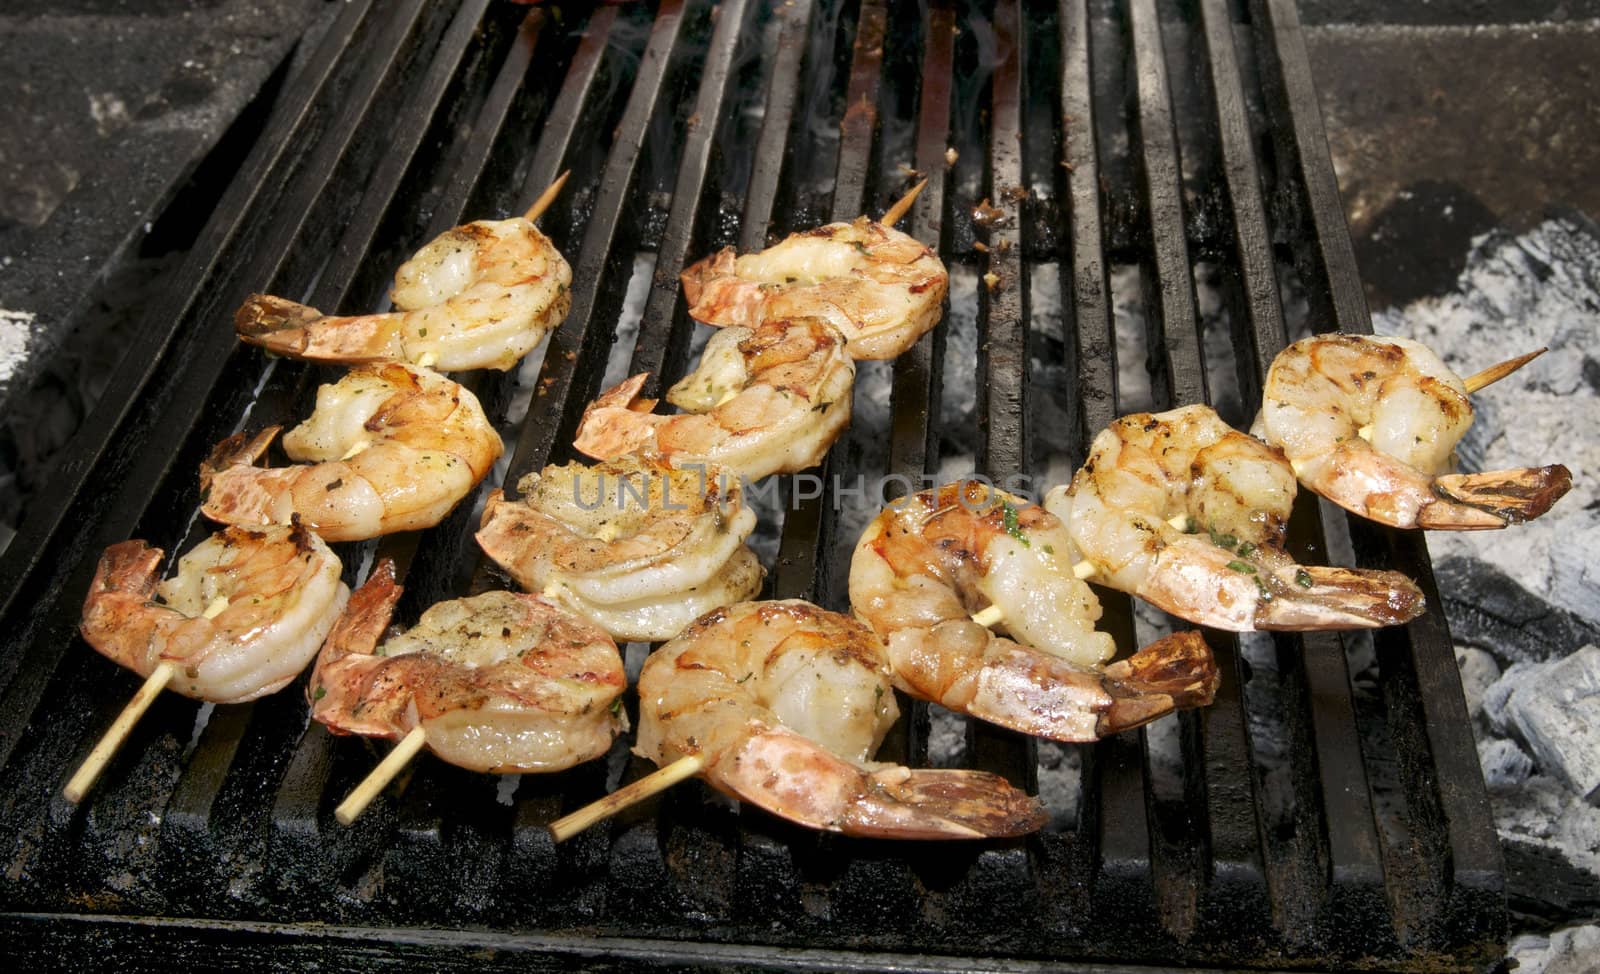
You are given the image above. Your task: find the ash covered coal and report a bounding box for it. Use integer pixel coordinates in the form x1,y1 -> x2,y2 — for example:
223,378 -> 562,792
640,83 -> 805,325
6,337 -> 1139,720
1378,216 -> 1600,930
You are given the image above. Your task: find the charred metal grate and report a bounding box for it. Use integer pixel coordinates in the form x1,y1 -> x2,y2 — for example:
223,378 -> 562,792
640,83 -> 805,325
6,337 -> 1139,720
0,0 -> 1504,969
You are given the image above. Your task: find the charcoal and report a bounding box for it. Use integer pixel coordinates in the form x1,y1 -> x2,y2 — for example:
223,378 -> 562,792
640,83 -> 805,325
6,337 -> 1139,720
1436,556 -> 1600,665
1479,737 -> 1534,792
1456,645 -> 1502,725
1490,645 -> 1600,803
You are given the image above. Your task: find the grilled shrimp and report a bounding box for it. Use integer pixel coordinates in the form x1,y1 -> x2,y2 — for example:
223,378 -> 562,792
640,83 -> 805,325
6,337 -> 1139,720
236,216 -> 572,371
201,363 -> 503,542
476,455 -> 765,641
680,216 -> 948,361
309,560 -> 626,773
634,600 -> 1046,838
573,316 -> 853,481
80,522 -> 349,703
849,482 -> 1219,741
1046,406 -> 1426,631
1253,333 -> 1572,529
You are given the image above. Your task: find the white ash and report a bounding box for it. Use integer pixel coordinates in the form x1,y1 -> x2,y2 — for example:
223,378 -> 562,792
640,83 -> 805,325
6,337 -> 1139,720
1111,264 -> 1157,415
1374,217 -> 1600,630
1455,646 -> 1501,727
1477,737 -> 1535,793
1036,741 -> 1083,829
925,703 -> 968,769
1485,645 -> 1600,804
0,307 -> 36,388
598,251 -> 656,393
1506,924 -> 1600,974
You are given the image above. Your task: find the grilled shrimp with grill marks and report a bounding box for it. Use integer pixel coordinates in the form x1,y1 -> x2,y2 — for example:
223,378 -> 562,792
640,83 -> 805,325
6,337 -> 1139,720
309,560 -> 627,774
236,216 -> 571,372
679,216 -> 948,361
573,316 -> 853,481
476,455 -> 764,642
80,522 -> 348,703
634,600 -> 1046,839
849,482 -> 1219,741
1045,405 -> 1426,631
1252,333 -> 1572,529
201,363 -> 502,542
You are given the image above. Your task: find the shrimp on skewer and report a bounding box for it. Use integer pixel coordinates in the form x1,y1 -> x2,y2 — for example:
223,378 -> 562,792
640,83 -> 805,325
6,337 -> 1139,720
573,316 -> 853,481
201,363 -> 503,542
80,521 -> 349,703
849,482 -> 1219,741
236,215 -> 572,372
1044,405 -> 1426,632
680,214 -> 948,361
476,456 -> 765,641
633,600 -> 1046,839
310,560 -> 627,775
1253,334 -> 1572,529
67,520 -> 349,801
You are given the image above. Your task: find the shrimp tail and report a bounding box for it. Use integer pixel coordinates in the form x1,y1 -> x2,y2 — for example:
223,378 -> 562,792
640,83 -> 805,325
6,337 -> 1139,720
680,248 -> 757,326
1424,464 -> 1574,529
719,728 -> 1045,839
84,540 -> 164,605
319,559 -> 402,665
199,426 -> 281,494
573,373 -> 660,460
1098,631 -> 1219,735
1255,565 -> 1426,630
235,293 -> 402,363
846,766 -> 1048,839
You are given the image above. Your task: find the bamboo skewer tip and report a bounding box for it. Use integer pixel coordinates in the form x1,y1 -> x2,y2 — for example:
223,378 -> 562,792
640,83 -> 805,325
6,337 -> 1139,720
879,178 -> 928,228
334,725 -> 429,826
1463,347 -> 1546,394
524,170 -> 572,223
548,753 -> 706,843
64,661 -> 177,804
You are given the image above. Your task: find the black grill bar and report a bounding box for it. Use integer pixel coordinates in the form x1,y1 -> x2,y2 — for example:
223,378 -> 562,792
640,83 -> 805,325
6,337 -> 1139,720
1193,0 -> 1389,952
0,1 -> 1508,968
769,0 -> 887,602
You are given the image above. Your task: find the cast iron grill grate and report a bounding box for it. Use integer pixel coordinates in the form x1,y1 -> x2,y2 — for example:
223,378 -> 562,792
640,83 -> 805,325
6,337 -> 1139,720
0,1 -> 1505,969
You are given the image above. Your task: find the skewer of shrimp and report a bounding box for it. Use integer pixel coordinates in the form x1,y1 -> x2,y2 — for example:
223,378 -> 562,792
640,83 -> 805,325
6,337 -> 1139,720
65,521 -> 348,802
1252,335 -> 1571,529
235,172 -> 573,372
551,600 -> 1046,843
316,561 -> 627,825
678,179 -> 942,361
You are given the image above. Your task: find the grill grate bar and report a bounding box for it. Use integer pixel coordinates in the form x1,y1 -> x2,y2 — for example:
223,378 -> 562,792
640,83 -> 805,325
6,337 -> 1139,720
155,2 -> 503,896
0,1 -> 1510,966
1192,0 -> 1390,953
769,0 -> 888,603
0,0 -> 466,908
0,0 -> 376,626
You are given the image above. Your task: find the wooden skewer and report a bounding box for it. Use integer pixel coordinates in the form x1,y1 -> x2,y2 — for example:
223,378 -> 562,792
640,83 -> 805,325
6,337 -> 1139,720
879,178 -> 928,228
64,661 -> 176,803
523,169 -> 571,223
335,725 -> 428,825
1463,347 -> 1545,394
548,753 -> 706,843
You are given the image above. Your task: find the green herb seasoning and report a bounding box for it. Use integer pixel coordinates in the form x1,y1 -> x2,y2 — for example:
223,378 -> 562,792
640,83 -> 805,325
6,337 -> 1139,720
1294,569 -> 1314,588
1225,560 -> 1255,574
1001,501 -> 1030,547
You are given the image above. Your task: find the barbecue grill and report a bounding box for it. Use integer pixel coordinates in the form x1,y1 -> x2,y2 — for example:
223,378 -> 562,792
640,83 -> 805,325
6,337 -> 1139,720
0,0 -> 1505,969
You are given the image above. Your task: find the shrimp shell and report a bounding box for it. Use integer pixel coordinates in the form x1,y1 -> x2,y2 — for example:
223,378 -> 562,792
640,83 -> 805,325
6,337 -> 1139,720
200,363 -> 502,541
849,482 -> 1219,741
79,522 -> 348,703
635,600 -> 1046,839
1255,333 -> 1571,529
236,217 -> 571,372
1049,405 -> 1427,631
680,216 -> 948,361
309,561 -> 626,774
